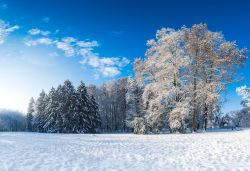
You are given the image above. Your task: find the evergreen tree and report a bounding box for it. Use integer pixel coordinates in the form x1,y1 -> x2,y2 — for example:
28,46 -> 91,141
43,87 -> 59,133
54,85 -> 64,133
88,95 -> 101,133
33,90 -> 47,132
26,97 -> 35,131
61,80 -> 76,133
75,81 -> 90,133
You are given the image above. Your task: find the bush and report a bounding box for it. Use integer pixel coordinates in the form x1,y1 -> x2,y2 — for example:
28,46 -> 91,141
132,117 -> 147,134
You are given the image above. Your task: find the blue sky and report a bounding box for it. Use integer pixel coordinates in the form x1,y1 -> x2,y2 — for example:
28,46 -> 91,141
0,0 -> 249,112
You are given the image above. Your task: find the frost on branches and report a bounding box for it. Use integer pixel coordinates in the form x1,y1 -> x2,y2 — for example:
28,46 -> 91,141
131,24 -> 247,133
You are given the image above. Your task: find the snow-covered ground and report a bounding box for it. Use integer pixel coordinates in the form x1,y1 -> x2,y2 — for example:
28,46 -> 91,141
1,130 -> 250,171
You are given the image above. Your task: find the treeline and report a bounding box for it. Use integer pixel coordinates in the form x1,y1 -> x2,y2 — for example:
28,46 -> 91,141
25,23 -> 248,134
87,78 -> 128,132
87,24 -> 247,134
224,86 -> 250,128
0,109 -> 26,132
26,80 -> 101,133
221,109 -> 250,128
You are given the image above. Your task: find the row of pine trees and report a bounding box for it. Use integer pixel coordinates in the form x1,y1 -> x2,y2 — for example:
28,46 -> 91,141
26,80 -> 101,133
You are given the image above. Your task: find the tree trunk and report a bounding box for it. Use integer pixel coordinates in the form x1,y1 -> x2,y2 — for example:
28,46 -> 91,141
192,50 -> 198,133
204,104 -> 208,131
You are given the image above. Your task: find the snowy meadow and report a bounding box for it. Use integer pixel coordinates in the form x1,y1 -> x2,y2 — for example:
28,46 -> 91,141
1,22 -> 250,171
1,130 -> 250,171
1,1 -> 250,170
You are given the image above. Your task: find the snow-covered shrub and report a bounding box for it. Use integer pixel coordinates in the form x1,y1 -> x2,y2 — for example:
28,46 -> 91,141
132,117 -> 147,134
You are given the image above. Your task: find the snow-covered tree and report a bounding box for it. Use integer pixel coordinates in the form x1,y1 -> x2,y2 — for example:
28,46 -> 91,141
88,78 -> 129,132
236,108 -> 250,127
132,23 -> 247,133
235,85 -> 250,127
33,90 -> 47,132
54,85 -> 64,132
75,81 -> 91,133
139,28 -> 191,133
236,85 -> 250,107
132,117 -> 147,134
61,80 -> 77,133
125,77 -> 143,130
43,87 -> 60,133
30,80 -> 103,133
183,24 -> 247,131
26,97 -> 35,131
88,95 -> 101,133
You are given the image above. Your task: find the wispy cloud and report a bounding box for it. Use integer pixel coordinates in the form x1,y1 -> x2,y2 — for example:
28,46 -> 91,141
55,40 -> 76,57
0,19 -> 19,44
77,40 -> 99,48
24,28 -> 130,78
80,55 -> 129,78
28,28 -> 51,36
24,37 -> 53,46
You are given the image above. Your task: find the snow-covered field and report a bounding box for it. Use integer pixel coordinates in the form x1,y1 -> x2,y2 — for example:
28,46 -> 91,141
1,130 -> 250,171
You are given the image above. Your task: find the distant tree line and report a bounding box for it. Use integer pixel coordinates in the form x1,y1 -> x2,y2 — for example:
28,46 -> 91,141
26,80 -> 101,133
0,110 -> 26,132
222,85 -> 250,128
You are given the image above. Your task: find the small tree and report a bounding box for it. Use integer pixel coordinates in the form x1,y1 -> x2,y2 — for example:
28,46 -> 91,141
26,97 -> 35,131
132,117 -> 147,134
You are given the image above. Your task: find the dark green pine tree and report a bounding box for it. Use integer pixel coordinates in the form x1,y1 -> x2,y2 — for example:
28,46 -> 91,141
26,97 -> 35,131
43,87 -> 59,133
88,95 -> 101,133
75,81 -> 90,133
54,85 -> 64,133
33,90 -> 47,132
61,80 -> 77,133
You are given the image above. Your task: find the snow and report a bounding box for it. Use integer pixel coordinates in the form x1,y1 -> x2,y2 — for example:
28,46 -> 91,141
1,130 -> 250,171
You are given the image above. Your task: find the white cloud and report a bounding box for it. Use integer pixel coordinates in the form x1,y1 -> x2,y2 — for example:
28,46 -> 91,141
24,38 -> 52,46
79,54 -> 130,77
28,28 -> 51,36
100,67 -> 120,77
37,38 -> 52,45
77,40 -> 99,48
6,25 -> 20,32
99,57 -> 130,67
62,37 -> 77,43
55,41 -> 75,57
24,29 -> 130,78
0,20 -> 19,44
118,57 -> 130,67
